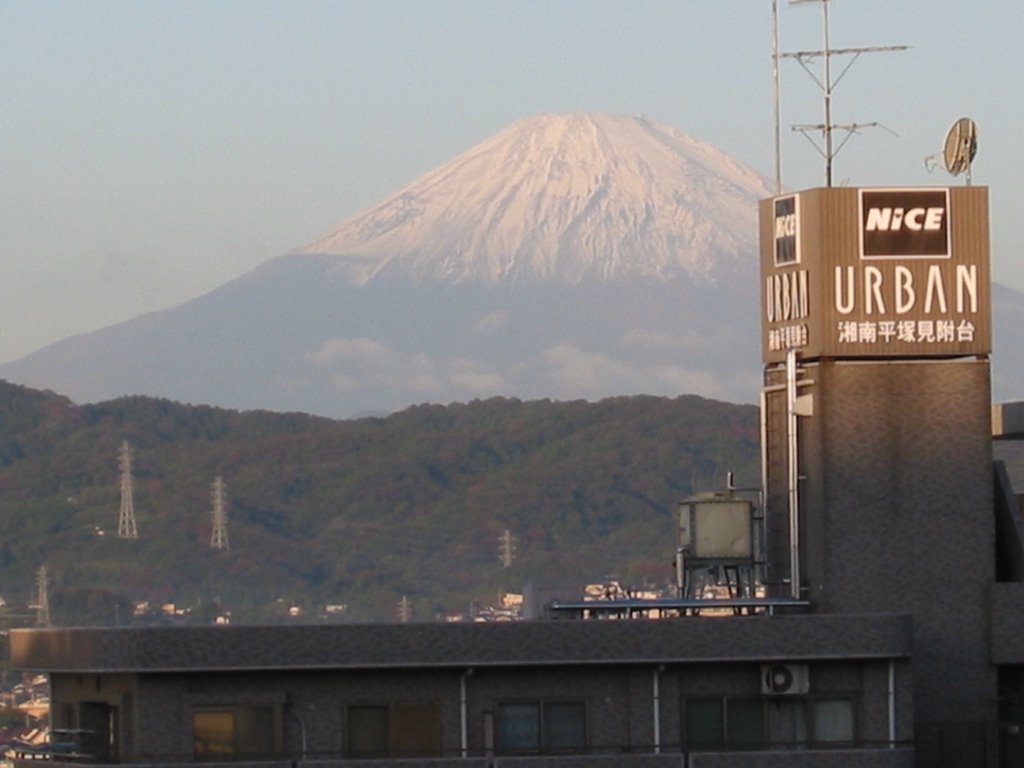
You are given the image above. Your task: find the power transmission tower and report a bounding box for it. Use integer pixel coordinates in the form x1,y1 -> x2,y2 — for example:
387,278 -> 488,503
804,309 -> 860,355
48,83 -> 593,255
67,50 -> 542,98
210,476 -> 230,551
35,565 -> 50,627
118,441 -> 139,539
498,529 -> 516,568
397,595 -> 412,623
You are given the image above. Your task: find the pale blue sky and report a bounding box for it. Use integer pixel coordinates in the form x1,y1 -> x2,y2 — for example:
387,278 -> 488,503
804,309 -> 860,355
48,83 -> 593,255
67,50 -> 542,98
2,1 -> 1020,362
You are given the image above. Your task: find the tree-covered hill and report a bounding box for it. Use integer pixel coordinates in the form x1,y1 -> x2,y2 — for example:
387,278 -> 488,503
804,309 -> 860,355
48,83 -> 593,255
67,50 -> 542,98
0,381 -> 759,624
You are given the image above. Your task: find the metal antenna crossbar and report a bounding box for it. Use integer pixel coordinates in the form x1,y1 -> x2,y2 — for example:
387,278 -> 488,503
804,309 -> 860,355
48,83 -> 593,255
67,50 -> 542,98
773,0 -> 909,188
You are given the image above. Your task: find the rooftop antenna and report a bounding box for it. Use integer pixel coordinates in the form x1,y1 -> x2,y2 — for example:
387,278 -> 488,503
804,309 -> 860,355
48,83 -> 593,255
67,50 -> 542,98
926,117 -> 978,185
118,441 -> 139,539
771,0 -> 783,193
210,476 -> 230,551
776,0 -> 909,187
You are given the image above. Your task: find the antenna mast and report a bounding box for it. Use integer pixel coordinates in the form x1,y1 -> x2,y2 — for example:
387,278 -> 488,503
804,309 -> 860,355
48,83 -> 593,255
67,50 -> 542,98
780,0 -> 908,187
118,441 -> 139,539
210,476 -> 230,551
771,0 -> 782,193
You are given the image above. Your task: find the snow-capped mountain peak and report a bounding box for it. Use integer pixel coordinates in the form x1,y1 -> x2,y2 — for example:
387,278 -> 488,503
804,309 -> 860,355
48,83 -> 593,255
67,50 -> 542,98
299,113 -> 773,285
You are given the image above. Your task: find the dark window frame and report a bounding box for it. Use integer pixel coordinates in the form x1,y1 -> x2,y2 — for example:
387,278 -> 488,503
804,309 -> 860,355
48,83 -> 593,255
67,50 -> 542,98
344,700 -> 442,759
685,696 -> 766,750
192,704 -> 278,760
684,692 -> 860,753
495,699 -> 588,755
193,708 -> 236,757
345,704 -> 389,759
802,694 -> 858,746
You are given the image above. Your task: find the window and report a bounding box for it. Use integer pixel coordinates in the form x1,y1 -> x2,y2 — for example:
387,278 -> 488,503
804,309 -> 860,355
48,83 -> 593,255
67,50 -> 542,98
728,698 -> 765,746
774,696 -> 856,749
192,706 -> 275,759
496,701 -> 586,754
194,710 -> 235,756
79,701 -> 119,763
685,699 -> 723,749
685,697 -> 764,750
543,702 -> 587,751
346,701 -> 441,759
810,698 -> 856,744
347,706 -> 388,759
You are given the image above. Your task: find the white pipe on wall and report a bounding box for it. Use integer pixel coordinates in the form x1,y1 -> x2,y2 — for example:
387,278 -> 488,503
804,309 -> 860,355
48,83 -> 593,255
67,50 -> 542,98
786,349 -> 802,600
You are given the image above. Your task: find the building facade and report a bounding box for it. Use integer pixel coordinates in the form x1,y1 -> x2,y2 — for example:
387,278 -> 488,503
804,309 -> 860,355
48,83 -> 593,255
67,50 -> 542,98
11,615 -> 912,766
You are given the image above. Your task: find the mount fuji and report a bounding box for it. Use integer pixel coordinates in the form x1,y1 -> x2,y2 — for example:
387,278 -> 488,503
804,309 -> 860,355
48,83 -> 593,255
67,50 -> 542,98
3,114 -> 1022,417
300,113 -> 768,285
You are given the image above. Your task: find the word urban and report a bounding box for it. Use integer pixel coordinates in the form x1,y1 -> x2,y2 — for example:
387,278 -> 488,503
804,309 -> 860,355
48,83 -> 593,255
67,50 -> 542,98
834,265 -> 978,316
765,270 -> 809,323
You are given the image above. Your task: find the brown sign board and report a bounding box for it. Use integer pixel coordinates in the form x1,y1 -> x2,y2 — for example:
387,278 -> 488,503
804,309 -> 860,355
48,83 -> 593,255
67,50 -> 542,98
759,187 -> 990,364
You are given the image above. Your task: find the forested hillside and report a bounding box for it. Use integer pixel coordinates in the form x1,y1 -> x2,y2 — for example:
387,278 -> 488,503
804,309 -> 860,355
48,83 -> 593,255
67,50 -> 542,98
0,381 -> 759,624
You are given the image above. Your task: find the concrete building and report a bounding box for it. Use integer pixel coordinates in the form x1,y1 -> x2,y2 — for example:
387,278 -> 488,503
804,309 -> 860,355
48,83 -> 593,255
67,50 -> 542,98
10,185 -> 1024,767
10,616 -> 914,766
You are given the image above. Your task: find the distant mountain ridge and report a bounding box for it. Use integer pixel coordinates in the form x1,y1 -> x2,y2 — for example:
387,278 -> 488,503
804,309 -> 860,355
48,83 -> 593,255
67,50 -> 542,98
2,113 -> 1023,416
0,380 -> 761,624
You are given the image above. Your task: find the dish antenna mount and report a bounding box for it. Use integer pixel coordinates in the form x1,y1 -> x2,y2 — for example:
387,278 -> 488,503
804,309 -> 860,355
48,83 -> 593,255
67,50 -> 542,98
944,118 -> 978,184
926,118 -> 979,185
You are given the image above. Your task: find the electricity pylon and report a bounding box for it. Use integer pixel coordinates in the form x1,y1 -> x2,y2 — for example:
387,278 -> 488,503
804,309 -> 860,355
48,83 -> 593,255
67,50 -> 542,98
118,442 -> 138,539
210,476 -> 230,551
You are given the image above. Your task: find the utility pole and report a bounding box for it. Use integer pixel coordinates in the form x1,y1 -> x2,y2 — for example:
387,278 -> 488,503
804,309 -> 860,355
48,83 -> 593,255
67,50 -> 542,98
118,441 -> 138,539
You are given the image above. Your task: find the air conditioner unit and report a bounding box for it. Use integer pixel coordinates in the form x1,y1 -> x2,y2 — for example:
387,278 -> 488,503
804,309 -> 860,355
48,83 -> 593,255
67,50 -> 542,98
761,663 -> 809,695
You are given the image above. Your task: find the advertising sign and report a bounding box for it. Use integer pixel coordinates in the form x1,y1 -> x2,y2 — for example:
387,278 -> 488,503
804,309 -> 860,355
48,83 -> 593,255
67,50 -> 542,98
759,187 -> 990,364
774,195 -> 800,265
860,188 -> 950,259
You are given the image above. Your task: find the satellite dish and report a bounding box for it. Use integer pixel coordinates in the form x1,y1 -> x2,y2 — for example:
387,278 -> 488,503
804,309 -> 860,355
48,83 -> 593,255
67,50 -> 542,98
943,117 -> 978,181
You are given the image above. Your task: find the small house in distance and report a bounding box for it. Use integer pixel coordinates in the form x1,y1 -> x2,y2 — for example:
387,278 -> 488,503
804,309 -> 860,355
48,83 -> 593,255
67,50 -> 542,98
11,185 -> 1024,767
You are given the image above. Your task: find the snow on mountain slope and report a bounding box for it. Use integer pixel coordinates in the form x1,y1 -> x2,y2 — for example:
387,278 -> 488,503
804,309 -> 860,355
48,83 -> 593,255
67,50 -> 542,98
300,113 -> 774,285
